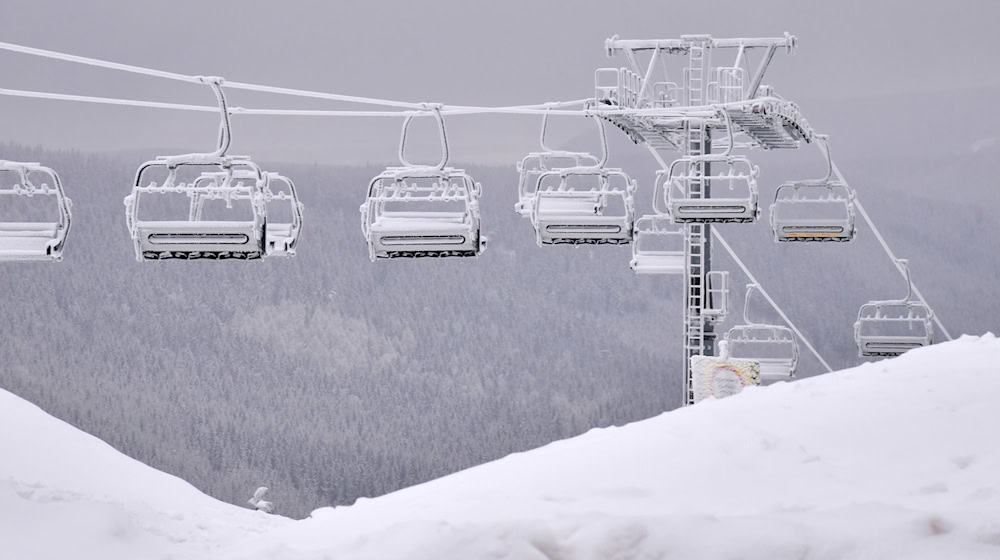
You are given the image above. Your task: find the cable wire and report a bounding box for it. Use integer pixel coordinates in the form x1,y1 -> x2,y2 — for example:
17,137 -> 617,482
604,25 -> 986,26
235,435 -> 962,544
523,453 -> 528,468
0,40 -> 590,113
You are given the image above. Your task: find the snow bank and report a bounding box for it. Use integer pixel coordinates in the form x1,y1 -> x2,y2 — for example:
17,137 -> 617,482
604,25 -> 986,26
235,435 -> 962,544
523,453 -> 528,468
0,387 -> 288,559
227,334 -> 1000,559
2,334 -> 999,559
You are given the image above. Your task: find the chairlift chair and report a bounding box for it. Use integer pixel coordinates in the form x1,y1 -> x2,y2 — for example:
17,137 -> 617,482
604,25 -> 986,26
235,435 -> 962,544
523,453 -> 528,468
854,259 -> 933,357
528,115 -> 637,245
191,170 -> 304,257
361,106 -> 485,260
662,110 -> 759,223
126,157 -> 266,261
361,166 -> 484,259
0,160 -> 72,262
630,215 -> 684,274
515,151 -> 600,216
704,270 -> 730,322
662,154 -> 759,223
261,172 -> 303,256
514,110 -> 602,217
770,138 -> 856,242
123,76 -> 275,261
725,283 -> 799,381
531,166 -> 636,245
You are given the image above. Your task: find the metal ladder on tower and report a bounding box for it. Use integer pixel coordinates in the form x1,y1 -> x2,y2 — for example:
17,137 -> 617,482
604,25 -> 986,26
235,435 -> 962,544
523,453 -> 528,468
682,38 -> 713,405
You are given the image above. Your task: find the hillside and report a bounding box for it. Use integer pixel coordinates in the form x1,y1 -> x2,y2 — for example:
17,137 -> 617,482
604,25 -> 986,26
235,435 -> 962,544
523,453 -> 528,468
3,335 -> 998,559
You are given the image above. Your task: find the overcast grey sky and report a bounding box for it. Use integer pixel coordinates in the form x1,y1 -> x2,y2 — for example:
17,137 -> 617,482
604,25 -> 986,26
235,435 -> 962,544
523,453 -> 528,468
1,0 -> 998,164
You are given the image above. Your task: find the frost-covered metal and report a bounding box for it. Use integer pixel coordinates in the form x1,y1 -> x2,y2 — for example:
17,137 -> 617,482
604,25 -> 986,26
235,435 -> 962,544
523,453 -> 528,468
770,137 -> 856,242
515,112 -> 601,217
630,215 -> 684,274
597,34 -> 816,404
855,260 -> 934,357
189,170 -> 304,257
662,153 -> 759,223
526,116 -> 636,245
261,172 -> 304,257
0,160 -> 72,262
126,158 -> 267,260
361,106 -> 486,259
726,283 -> 799,381
123,77 -> 298,261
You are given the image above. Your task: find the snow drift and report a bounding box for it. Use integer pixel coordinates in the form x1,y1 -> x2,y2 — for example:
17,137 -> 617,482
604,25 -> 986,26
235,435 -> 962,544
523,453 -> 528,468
3,335 -> 999,559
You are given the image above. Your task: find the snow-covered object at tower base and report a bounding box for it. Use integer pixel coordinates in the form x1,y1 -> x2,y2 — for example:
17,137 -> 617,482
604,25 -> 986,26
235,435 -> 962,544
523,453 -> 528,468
2,335 -> 999,560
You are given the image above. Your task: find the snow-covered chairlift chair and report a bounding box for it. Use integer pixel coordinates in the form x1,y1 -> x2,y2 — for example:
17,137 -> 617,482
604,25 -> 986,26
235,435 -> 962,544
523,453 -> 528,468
361,106 -> 486,260
124,77 -> 270,261
192,170 -> 304,257
529,116 -> 636,245
854,259 -> 934,357
726,283 -> 799,381
515,110 -> 601,216
662,113 -> 760,223
770,137 -> 856,242
127,157 -> 266,260
0,160 -> 72,262
261,172 -> 303,256
516,151 -> 600,216
663,154 -> 759,223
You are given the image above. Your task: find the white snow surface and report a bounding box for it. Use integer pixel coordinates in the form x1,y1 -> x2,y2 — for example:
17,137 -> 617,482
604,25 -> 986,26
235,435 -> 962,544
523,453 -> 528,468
3,334 -> 999,559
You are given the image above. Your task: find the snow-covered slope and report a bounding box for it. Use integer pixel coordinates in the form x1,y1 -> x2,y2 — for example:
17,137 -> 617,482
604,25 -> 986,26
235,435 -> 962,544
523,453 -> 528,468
0,388 -> 289,559
3,335 -> 999,559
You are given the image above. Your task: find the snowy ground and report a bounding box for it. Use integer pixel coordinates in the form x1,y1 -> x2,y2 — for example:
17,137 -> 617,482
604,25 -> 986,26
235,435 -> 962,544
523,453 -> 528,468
3,335 -> 999,559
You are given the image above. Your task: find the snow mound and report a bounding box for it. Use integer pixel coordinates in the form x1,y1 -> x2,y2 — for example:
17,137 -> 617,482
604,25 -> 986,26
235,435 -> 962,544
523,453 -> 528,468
0,386 -> 288,559
3,335 -> 999,559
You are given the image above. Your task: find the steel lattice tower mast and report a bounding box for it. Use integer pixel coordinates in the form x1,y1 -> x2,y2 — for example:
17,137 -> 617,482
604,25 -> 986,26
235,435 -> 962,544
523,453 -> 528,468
597,33 -> 803,405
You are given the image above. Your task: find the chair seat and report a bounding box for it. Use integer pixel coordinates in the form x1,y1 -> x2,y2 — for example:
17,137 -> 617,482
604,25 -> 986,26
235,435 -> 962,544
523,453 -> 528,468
0,222 -> 59,237
631,254 -> 684,274
536,196 -> 600,215
0,236 -> 57,256
371,214 -> 470,233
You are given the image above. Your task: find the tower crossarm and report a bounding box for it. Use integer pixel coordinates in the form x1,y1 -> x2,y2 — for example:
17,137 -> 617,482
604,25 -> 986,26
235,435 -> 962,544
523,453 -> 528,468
605,34 -> 797,55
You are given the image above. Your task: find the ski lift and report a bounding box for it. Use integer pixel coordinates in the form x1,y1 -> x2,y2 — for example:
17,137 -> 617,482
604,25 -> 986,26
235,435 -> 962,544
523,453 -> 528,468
529,116 -> 636,245
515,111 -> 600,216
854,259 -> 933,357
704,270 -> 730,321
630,215 -> 684,274
124,77 -> 270,261
361,106 -> 486,260
770,137 -> 856,242
0,160 -> 72,262
726,283 -> 799,381
663,113 -> 759,223
190,170 -> 304,257
261,172 -> 303,256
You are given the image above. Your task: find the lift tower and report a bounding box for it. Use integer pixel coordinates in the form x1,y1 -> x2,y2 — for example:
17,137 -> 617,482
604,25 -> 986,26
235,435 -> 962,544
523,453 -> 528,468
596,34 -> 805,404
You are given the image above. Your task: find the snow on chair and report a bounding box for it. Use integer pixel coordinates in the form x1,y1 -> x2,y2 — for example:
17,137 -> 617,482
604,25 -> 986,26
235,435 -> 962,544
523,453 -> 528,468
854,259 -> 933,357
726,283 -> 799,382
361,106 -> 485,260
190,170 -> 303,257
770,136 -> 856,242
662,116 -> 759,223
631,163 -> 686,274
261,172 -> 303,256
515,111 -> 600,217
529,116 -> 636,245
124,77 -> 269,261
0,160 -> 72,262
630,216 -> 684,274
